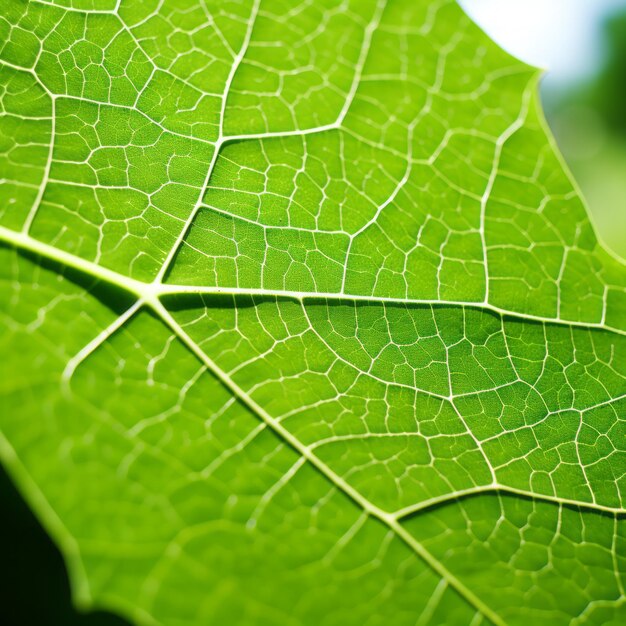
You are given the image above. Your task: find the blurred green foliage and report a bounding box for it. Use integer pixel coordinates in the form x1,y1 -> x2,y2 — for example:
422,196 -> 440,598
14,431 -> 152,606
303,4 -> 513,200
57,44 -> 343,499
545,8 -> 626,258
583,12 -> 626,137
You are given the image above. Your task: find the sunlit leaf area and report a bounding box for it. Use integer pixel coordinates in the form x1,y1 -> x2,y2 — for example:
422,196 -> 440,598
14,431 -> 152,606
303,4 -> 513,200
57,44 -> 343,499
1,1 -> 625,624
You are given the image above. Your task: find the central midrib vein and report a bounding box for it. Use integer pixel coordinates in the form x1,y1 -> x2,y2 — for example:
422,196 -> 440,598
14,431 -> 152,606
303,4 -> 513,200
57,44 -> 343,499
1,225 -> 623,338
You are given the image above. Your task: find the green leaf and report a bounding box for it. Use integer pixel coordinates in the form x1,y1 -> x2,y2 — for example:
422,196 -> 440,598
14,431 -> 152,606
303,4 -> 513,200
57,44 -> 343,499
1,1 -> 625,624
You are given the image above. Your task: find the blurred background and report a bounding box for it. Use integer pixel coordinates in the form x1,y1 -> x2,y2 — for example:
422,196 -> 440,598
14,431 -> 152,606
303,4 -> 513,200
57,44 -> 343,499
461,0 -> 626,259
2,2 -> 626,624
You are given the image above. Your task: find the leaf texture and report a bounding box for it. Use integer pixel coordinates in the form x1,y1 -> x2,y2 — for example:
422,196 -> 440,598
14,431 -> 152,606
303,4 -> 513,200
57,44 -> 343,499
0,1 -> 625,624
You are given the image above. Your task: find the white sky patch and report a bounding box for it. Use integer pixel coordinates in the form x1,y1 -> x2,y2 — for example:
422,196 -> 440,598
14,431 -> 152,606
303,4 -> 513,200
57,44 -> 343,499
459,0 -> 626,85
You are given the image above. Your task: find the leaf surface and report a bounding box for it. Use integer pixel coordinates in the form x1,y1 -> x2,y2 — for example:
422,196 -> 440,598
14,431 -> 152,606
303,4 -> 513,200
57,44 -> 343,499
1,1 -> 625,625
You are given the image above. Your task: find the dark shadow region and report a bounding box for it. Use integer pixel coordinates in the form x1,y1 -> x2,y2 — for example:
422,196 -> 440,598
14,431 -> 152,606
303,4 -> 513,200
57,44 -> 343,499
0,463 -> 132,626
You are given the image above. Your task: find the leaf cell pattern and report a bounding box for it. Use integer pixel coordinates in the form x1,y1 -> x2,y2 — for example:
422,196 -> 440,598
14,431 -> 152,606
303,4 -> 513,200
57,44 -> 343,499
0,1 -> 625,625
